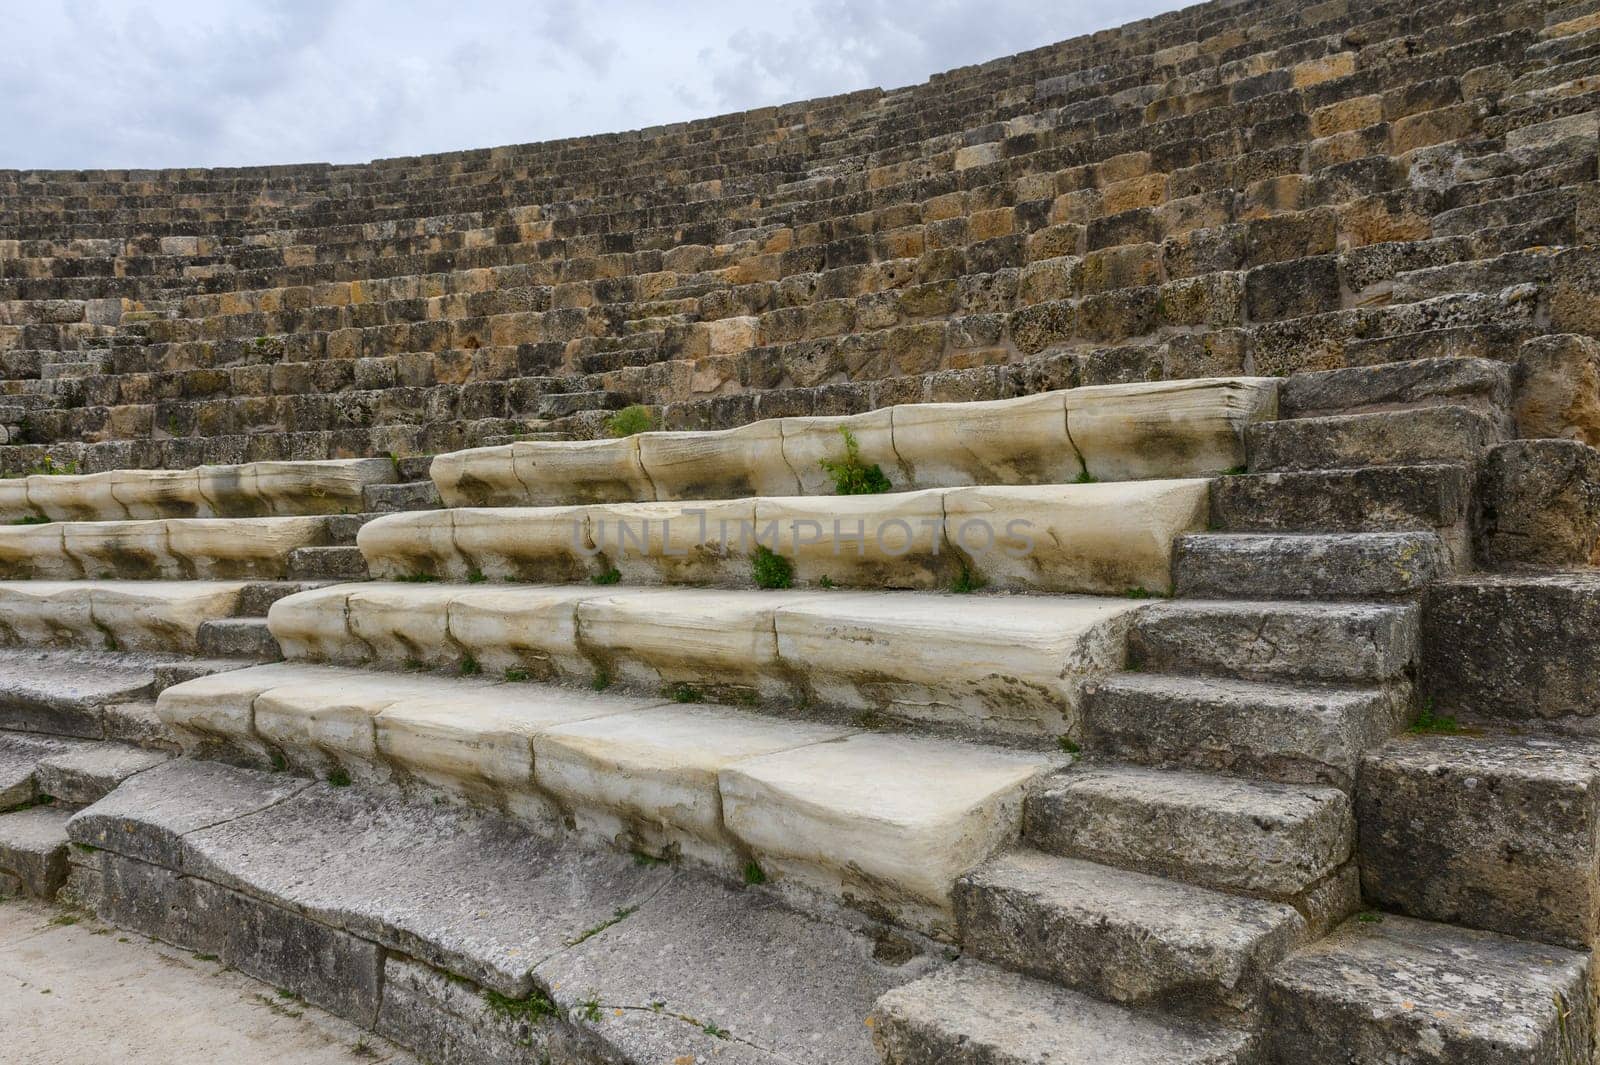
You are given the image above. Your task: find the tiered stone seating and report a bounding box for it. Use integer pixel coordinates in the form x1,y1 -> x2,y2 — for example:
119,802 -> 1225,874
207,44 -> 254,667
3,0 -> 1600,1060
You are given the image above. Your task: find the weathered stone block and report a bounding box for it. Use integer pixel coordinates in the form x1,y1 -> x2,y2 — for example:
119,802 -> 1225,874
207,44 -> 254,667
1422,574 -> 1600,720
1476,439 -> 1600,568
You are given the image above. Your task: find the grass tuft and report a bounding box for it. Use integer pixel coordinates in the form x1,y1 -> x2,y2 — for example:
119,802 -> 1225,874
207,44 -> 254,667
751,545 -> 793,589
607,405 -> 655,438
819,427 -> 892,495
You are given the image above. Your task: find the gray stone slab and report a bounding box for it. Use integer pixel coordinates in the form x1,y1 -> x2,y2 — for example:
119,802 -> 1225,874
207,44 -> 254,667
67,758 -> 309,868
0,648 -> 160,738
1209,463 -> 1471,536
1083,673 -> 1406,789
178,783 -> 673,998
1130,600 -> 1418,683
955,850 -> 1306,1024
872,961 -> 1258,1065
88,848 -> 384,1025
1278,357 -> 1511,420
0,804 -> 73,898
535,876 -> 930,1065
35,742 -> 170,805
0,731 -> 92,807
1265,914 -> 1591,1064
1173,532 -> 1449,600
1026,765 -> 1352,899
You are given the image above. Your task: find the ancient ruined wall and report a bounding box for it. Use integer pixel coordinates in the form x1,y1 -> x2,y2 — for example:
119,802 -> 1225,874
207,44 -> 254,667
0,0 -> 1596,474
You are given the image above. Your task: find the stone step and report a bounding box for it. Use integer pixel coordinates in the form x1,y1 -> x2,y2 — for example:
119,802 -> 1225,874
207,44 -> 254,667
32,741 -> 170,805
237,579 -> 329,617
1278,358 -> 1512,421
360,480 -> 442,513
1208,464 -> 1471,536
0,515 -> 337,581
0,649 -> 165,739
0,803 -> 73,898
0,580 -> 253,654
155,662 -> 1055,933
1,732 -> 95,805
955,850 -> 1306,1024
1025,765 -> 1353,901
870,961 -> 1258,1065
286,544 -> 369,581
1246,406 -> 1505,474
1128,600 -> 1418,683
196,617 -> 282,660
359,479 -> 1211,595
1083,673 -> 1406,790
65,759 -> 917,1063
268,584 -> 1142,739
1172,532 -> 1450,600
1264,914 -> 1590,1064
432,378 -> 1277,506
0,457 -> 397,523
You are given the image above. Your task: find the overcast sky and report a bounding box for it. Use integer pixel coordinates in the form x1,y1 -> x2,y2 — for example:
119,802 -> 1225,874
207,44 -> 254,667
3,0 -> 1187,170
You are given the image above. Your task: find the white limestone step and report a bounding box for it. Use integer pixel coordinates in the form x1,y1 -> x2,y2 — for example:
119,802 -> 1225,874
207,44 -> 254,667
432,378 -> 1277,506
155,661 -> 1055,933
358,479 -> 1210,595
871,961 -> 1258,1065
1025,765 -> 1353,900
0,580 -> 251,653
0,458 -> 396,523
0,516 -> 335,580
267,584 -> 1143,738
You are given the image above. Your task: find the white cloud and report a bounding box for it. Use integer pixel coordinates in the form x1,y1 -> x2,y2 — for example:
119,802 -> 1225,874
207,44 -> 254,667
0,0 -> 1185,168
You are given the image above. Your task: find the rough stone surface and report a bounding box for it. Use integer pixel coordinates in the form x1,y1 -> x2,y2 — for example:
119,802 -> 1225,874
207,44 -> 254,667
1279,358 -> 1511,421
1083,673 -> 1406,789
1247,407 -> 1504,473
0,648 -> 159,738
1173,531 -> 1448,599
1475,439 -> 1600,568
0,732 -> 91,807
1514,333 -> 1600,445
1358,731 -> 1600,950
1421,574 -> 1600,721
1265,915 -> 1591,1065
33,742 -> 170,806
0,805 -> 73,898
955,850 -> 1305,1023
871,961 -> 1258,1065
1026,766 -> 1352,899
1129,600 -> 1417,683
1209,464 -> 1471,536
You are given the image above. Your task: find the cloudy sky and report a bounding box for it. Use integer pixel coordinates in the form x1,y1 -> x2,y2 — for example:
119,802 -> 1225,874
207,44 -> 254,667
4,0 -> 1186,170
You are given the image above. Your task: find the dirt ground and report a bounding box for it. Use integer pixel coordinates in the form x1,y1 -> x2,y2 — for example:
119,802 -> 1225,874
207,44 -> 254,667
0,898 -> 415,1065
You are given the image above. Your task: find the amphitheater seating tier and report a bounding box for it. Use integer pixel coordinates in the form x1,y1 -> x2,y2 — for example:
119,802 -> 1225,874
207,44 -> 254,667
3,0 -> 1600,1061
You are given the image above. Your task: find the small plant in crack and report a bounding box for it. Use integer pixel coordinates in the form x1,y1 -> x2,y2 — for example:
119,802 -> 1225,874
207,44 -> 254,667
590,567 -> 622,585
948,564 -> 984,594
579,996 -> 603,1023
742,860 -> 767,886
751,545 -> 793,589
325,767 -> 352,788
1409,700 -> 1460,735
566,906 -> 638,947
483,986 -> 559,1025
466,568 -> 487,584
503,667 -> 530,683
665,682 -> 703,704
702,1021 -> 729,1039
819,426 -> 891,495
460,655 -> 482,677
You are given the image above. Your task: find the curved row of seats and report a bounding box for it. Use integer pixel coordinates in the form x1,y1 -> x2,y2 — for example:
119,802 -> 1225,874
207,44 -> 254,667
0,457 -> 394,522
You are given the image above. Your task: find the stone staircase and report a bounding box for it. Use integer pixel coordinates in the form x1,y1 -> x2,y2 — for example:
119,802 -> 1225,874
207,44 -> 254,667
0,367 -> 1590,1062
3,0 -> 1600,1059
